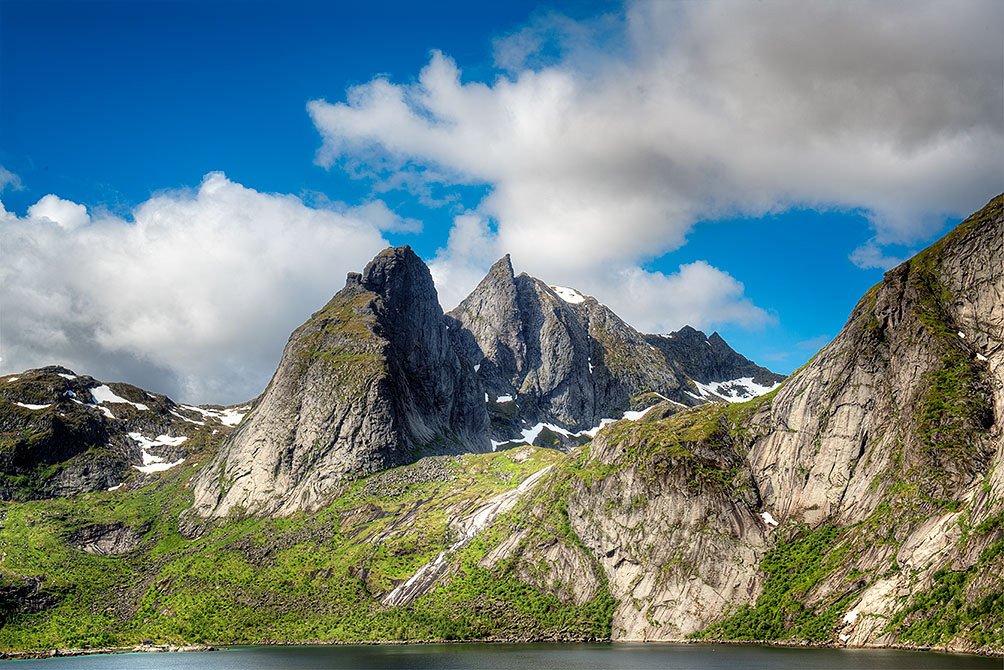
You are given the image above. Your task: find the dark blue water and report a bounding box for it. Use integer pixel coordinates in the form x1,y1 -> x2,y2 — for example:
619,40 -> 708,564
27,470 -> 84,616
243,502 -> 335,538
2,643 -> 999,669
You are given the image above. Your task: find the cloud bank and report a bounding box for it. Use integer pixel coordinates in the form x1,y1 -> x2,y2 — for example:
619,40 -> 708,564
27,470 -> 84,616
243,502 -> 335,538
1,173 -> 389,403
309,0 -> 1003,322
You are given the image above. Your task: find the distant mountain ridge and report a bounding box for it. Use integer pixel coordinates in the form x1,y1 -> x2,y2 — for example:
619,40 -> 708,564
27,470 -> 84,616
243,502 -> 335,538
449,254 -> 784,444
0,365 -> 244,500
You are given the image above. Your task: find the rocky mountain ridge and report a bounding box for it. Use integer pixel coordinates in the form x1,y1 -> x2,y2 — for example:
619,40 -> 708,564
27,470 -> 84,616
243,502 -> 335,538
189,246 -> 783,518
449,255 -> 784,443
0,366 -> 245,500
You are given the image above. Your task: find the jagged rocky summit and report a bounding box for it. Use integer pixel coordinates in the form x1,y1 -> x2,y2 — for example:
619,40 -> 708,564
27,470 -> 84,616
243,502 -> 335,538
190,246 -> 490,518
190,247 -> 783,518
0,366 -> 246,500
449,254 -> 783,445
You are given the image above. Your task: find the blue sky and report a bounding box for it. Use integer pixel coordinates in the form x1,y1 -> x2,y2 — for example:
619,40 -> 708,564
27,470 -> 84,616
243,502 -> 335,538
1,0 -> 1001,403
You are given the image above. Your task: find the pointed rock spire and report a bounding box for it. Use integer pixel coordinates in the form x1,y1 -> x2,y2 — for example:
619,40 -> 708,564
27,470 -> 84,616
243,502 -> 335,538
190,246 -> 489,518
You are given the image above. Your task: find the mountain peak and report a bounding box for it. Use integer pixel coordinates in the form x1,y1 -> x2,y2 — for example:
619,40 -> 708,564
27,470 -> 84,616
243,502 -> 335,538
359,245 -> 430,292
488,254 -> 514,279
192,246 -> 488,518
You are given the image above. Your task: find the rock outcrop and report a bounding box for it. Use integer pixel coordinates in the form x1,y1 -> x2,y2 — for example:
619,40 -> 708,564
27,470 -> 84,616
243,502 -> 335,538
191,246 -> 490,518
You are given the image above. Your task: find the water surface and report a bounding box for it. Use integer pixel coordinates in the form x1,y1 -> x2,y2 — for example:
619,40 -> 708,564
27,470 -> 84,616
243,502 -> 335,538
3,643 -> 999,669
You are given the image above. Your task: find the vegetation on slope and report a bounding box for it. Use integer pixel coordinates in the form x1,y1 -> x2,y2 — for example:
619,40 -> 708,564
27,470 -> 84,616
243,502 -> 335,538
0,444 -> 615,650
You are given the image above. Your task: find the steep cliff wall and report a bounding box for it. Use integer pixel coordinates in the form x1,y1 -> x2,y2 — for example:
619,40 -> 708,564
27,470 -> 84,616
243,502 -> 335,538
191,247 -> 489,518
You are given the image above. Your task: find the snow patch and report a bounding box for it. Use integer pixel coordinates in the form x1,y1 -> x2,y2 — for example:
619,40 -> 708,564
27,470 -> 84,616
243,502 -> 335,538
90,385 -> 148,410
107,483 -> 124,492
839,633 -> 850,642
581,419 -> 617,438
474,363 -> 481,372
72,397 -> 115,419
976,352 -> 988,362
550,285 -> 586,304
694,377 -> 781,403
504,402 -> 661,446
761,511 -> 779,527
3,376 -> 18,383
217,407 -> 248,426
621,405 -> 658,421
180,404 -> 249,427
170,410 -> 205,426
496,394 -> 514,403
128,432 -> 188,473
57,373 -> 77,380
957,331 -> 966,339
15,402 -> 51,410
843,609 -> 859,624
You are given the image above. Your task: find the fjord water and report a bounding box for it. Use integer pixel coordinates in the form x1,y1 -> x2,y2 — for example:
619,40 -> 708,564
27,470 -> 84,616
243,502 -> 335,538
4,644 -> 999,669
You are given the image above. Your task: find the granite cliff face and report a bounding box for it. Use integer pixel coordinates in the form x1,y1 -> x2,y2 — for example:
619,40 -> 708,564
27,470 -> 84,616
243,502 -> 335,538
191,246 -> 490,518
739,193 -> 1004,648
533,194 -> 1004,646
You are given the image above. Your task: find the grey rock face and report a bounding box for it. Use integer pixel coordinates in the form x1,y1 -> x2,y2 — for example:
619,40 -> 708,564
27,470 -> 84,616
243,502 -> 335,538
191,246 -> 490,518
69,522 -> 147,555
747,196 -> 1002,528
570,419 -> 768,640
730,196 -> 1004,648
448,256 -> 596,433
448,257 -> 782,442
554,194 -> 1004,644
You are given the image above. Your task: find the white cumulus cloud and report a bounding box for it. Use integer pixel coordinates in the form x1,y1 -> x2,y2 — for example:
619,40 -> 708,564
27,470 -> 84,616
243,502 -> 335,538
27,194 -> 91,230
309,0 -> 1003,327
0,173 -> 391,403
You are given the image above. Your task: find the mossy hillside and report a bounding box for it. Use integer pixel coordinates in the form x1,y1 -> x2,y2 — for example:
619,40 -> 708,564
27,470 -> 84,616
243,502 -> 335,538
586,391 -> 778,490
293,289 -> 387,401
0,446 -> 614,650
901,196 -> 998,489
396,464 -> 617,642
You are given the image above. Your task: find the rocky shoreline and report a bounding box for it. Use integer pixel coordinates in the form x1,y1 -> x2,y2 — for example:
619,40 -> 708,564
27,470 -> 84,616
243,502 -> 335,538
0,644 -> 215,661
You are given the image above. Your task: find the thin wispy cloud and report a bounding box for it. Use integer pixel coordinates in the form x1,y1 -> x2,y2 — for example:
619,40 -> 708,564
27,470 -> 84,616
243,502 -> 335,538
0,166 -> 23,193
